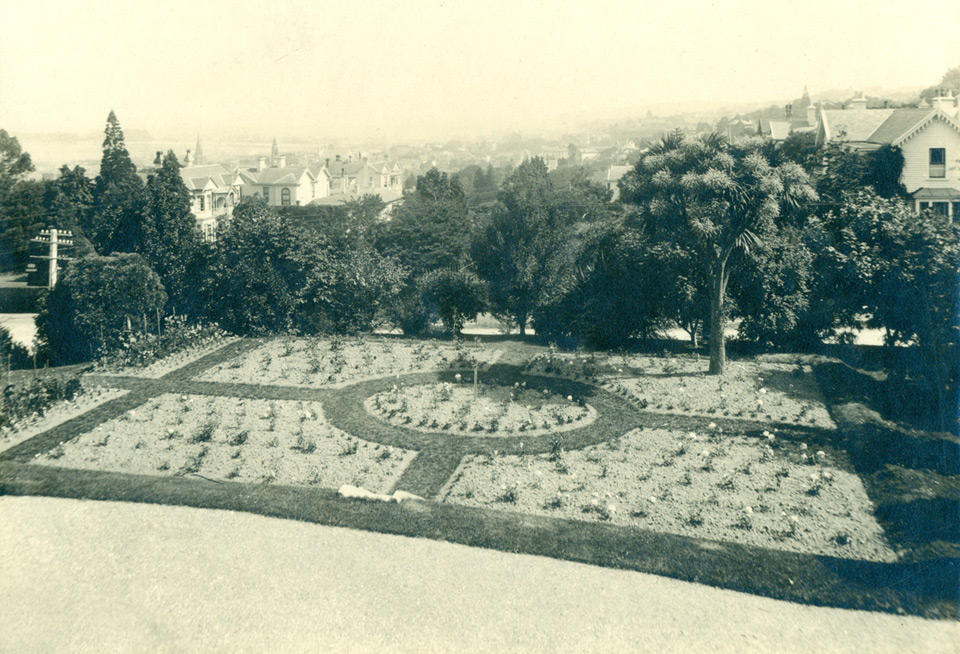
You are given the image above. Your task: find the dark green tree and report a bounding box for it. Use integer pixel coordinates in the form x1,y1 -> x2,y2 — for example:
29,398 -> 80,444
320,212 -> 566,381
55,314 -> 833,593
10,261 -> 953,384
43,165 -> 94,237
376,168 -> 471,278
201,197 -> 304,334
533,215 -> 657,347
0,180 -> 44,270
36,253 -> 167,364
472,157 -> 595,335
0,129 -> 42,270
90,111 -> 145,254
141,150 -> 202,314
419,268 -> 487,335
620,134 -> 816,374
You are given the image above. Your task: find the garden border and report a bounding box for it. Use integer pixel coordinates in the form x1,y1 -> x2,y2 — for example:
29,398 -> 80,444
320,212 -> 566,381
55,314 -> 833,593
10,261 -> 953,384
0,460 -> 954,619
1,339 -> 955,619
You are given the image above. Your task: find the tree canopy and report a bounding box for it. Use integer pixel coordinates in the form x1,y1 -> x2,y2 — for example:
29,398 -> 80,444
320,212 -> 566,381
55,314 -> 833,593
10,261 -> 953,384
90,110 -> 146,254
621,133 -> 816,373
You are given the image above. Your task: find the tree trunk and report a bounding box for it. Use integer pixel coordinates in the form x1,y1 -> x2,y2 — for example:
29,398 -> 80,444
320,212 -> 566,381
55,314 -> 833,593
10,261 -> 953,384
518,314 -> 527,338
708,258 -> 730,375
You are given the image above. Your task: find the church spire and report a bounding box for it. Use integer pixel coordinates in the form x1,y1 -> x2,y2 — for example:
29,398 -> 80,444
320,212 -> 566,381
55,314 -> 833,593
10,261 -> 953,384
194,135 -> 204,166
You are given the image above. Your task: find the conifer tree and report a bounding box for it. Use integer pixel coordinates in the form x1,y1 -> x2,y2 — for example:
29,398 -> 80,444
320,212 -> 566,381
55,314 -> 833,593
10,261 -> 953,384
90,110 -> 145,254
141,150 -> 202,313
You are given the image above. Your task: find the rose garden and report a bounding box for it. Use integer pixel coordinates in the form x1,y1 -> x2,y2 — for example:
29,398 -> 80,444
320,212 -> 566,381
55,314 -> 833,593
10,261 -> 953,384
2,333 -> 956,619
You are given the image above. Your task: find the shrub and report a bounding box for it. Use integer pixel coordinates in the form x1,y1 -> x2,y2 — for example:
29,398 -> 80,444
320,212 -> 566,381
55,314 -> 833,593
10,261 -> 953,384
390,290 -> 431,336
418,268 -> 486,335
0,373 -> 83,430
94,316 -> 227,372
36,253 -> 167,365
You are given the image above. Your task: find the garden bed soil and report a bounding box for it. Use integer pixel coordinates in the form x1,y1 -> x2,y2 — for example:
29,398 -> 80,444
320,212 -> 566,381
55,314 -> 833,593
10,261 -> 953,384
38,393 -> 416,492
198,337 -> 503,389
18,337 -> 902,567
440,425 -> 896,562
1,385 -> 127,455
602,358 -> 836,429
365,381 -> 596,436
94,336 -> 240,379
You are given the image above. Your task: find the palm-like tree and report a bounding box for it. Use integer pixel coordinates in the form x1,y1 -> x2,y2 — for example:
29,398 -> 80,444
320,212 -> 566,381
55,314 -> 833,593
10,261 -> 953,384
621,133 -> 816,374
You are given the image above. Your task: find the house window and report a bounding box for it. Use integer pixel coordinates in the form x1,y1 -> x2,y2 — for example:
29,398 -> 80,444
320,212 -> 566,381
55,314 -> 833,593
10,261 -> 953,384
932,202 -> 949,216
199,195 -> 205,212
930,148 -> 946,178
952,202 -> 960,221
281,188 -> 291,206
263,187 -> 270,202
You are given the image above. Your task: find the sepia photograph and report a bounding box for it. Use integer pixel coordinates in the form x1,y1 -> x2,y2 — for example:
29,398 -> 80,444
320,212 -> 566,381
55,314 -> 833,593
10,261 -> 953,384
1,0 -> 958,651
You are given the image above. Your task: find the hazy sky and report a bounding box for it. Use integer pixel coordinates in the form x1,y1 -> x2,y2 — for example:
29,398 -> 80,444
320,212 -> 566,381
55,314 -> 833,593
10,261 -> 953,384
1,0 -> 958,142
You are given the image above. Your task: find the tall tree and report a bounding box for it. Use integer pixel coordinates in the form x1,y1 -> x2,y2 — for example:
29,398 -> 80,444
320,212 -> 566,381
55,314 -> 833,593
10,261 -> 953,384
620,134 -> 815,374
375,168 -> 471,278
0,129 -> 42,270
44,165 -> 94,232
0,129 -> 33,186
141,150 -> 202,313
472,157 -> 599,335
90,111 -> 145,254
201,197 -> 304,334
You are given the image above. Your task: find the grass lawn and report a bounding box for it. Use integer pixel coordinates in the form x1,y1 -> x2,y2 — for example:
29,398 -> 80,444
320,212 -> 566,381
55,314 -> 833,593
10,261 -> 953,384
1,335 -> 956,618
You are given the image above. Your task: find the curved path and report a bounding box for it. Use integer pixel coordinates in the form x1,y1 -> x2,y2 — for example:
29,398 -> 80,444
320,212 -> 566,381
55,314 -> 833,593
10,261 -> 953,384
1,496 -> 956,654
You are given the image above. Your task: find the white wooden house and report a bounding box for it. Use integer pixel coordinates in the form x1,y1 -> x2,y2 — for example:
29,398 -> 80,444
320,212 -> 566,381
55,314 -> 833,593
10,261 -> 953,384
816,92 -> 960,219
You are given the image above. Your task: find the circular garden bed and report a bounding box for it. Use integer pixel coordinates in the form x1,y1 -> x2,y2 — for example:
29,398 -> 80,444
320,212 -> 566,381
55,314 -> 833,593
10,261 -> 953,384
323,366 -> 642,455
365,381 -> 597,437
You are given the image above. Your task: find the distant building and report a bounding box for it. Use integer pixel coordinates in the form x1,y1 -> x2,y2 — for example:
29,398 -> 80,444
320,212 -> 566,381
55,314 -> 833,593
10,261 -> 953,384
236,138 -> 328,208
605,164 -> 632,201
324,155 -> 403,196
179,163 -> 244,240
144,151 -> 243,241
816,91 -> 960,219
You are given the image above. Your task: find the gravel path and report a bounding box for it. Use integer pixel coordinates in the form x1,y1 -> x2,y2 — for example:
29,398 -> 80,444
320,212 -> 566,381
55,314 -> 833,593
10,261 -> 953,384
1,496 -> 956,654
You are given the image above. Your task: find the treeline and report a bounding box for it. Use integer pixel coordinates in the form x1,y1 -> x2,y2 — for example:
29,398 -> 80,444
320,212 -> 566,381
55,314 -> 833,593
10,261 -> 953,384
1,115 -> 957,429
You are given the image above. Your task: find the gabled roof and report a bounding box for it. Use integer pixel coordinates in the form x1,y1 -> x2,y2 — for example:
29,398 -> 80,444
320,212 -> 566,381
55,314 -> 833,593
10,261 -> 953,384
870,109 -> 940,144
179,164 -> 243,192
308,165 -> 331,180
820,109 -> 894,142
768,120 -> 792,140
241,166 -> 315,185
328,161 -> 378,178
820,107 -> 960,146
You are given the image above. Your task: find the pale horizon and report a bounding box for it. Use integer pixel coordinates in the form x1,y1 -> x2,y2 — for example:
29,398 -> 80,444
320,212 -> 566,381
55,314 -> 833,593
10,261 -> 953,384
2,0 -> 958,146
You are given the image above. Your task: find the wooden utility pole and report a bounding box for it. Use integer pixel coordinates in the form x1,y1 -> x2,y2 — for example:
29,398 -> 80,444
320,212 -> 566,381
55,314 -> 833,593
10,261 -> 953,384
31,228 -> 74,287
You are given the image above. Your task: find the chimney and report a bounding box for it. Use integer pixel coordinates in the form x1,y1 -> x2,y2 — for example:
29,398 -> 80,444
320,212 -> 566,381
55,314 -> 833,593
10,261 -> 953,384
849,92 -> 867,111
184,149 -> 194,166
325,158 -> 330,168
258,156 -> 267,172
806,104 -> 817,126
931,89 -> 959,119
335,154 -> 341,162
785,104 -> 793,119
153,151 -> 163,167
279,155 -> 286,168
